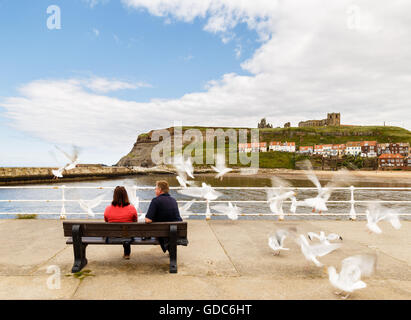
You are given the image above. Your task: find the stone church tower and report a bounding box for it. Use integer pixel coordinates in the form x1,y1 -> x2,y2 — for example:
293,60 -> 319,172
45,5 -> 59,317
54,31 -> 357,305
326,113 -> 341,126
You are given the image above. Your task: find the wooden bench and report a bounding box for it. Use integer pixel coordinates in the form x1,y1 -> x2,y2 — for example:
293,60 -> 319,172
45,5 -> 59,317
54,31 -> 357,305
63,221 -> 188,273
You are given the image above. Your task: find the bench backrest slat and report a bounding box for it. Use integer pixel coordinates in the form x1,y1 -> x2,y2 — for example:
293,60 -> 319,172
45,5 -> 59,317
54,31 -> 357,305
63,221 -> 187,238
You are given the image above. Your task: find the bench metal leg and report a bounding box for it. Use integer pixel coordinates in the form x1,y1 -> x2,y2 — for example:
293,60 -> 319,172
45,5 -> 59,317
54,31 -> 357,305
169,225 -> 177,273
71,225 -> 88,273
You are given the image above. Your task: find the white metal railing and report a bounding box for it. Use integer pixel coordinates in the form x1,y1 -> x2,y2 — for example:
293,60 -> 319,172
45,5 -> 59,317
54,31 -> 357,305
0,185 -> 411,218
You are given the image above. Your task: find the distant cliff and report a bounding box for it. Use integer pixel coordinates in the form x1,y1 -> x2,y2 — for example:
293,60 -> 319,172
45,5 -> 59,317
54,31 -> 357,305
0,166 -> 135,185
117,125 -> 411,168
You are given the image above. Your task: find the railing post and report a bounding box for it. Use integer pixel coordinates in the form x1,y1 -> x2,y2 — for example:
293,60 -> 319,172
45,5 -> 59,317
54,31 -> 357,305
205,200 -> 211,221
349,185 -> 356,221
60,185 -> 66,220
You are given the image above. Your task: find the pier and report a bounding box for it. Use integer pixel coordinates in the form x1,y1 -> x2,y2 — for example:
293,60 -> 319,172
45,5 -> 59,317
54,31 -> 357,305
0,219 -> 410,299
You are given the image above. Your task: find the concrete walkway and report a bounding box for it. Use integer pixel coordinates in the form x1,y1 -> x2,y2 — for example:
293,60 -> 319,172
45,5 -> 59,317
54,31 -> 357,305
0,219 -> 410,300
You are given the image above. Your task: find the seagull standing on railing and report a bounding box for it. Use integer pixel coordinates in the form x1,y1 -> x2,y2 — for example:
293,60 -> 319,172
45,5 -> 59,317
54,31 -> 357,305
328,254 -> 376,299
211,201 -> 240,220
307,231 -> 343,245
78,194 -> 105,218
365,203 -> 402,234
178,183 -> 222,220
296,234 -> 342,267
266,177 -> 296,221
211,153 -> 233,181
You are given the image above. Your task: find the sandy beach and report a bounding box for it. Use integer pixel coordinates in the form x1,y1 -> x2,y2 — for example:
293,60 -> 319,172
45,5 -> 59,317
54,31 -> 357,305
195,168 -> 411,185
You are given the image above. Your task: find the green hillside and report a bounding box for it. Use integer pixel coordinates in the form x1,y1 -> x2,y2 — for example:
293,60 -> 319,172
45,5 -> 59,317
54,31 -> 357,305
181,125 -> 411,169
120,125 -> 411,169
182,125 -> 411,146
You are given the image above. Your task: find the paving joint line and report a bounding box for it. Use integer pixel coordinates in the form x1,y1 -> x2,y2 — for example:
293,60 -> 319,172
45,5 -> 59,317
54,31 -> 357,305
28,245 -> 70,276
207,220 -> 241,277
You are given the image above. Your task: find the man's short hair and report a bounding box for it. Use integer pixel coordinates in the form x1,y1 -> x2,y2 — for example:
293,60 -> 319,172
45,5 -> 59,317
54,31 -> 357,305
156,180 -> 169,193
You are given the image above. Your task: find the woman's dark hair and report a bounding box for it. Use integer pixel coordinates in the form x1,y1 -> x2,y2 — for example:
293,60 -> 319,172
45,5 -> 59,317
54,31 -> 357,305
111,186 -> 130,207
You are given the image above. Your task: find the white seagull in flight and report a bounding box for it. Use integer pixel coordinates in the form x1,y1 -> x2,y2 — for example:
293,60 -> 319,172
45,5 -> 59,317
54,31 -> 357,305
211,153 -> 233,181
78,194 -> 105,218
268,229 -> 293,255
211,201 -> 240,220
365,203 -> 402,234
307,231 -> 343,245
55,145 -> 80,171
179,200 -> 195,219
266,177 -> 296,221
328,254 -> 376,299
296,234 -> 342,267
178,183 -> 222,220
300,160 -> 350,214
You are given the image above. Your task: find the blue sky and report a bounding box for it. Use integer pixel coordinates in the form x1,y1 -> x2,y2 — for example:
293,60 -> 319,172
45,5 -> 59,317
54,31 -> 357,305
1,0 -> 410,166
0,0 -> 259,166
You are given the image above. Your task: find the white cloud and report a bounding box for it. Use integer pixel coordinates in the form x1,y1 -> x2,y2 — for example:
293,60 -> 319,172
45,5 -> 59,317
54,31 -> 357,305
2,0 -> 411,165
92,28 -> 100,36
234,44 -> 241,59
82,77 -> 151,93
83,0 -> 109,8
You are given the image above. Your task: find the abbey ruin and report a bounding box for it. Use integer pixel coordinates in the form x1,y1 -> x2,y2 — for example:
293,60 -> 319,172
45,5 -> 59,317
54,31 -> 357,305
298,113 -> 341,127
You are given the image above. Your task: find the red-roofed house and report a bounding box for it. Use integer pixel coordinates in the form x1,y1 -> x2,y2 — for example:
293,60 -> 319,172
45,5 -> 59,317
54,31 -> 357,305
269,141 -> 295,152
378,154 -> 405,169
299,146 -> 313,154
238,143 -> 252,153
332,144 -> 346,157
269,141 -> 282,152
361,141 -> 377,157
251,142 -> 260,153
346,141 -> 362,156
259,142 -> 268,152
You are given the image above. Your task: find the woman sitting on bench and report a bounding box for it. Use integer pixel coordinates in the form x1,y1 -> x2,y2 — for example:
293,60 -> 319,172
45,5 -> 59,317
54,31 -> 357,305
104,186 -> 138,259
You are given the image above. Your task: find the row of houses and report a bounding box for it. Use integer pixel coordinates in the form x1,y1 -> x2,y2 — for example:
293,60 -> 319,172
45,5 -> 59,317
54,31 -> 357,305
240,141 -> 409,157
299,141 -> 410,158
238,142 -> 296,153
378,153 -> 411,169
238,141 -> 411,169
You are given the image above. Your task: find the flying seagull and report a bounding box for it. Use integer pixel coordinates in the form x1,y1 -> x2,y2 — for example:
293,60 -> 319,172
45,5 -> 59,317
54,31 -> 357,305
52,166 -> 65,179
307,231 -> 343,245
78,194 -> 105,218
125,185 -> 140,215
365,203 -> 402,234
173,155 -> 194,179
179,200 -> 195,219
173,155 -> 196,187
266,177 -> 296,221
328,254 -> 376,299
211,201 -> 240,220
300,160 -> 350,214
178,182 -> 222,220
55,145 -> 80,171
268,229 -> 293,255
211,153 -> 233,181
296,234 -> 342,267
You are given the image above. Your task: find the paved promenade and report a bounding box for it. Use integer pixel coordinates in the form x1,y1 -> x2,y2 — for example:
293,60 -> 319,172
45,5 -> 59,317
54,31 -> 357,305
0,219 -> 410,300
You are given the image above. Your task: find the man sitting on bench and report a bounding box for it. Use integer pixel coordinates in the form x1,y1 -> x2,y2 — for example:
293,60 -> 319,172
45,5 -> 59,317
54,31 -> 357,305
145,180 -> 182,253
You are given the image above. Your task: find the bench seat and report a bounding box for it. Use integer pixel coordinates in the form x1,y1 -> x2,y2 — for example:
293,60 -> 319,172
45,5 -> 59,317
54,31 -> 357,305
65,237 -> 189,246
63,221 -> 188,273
